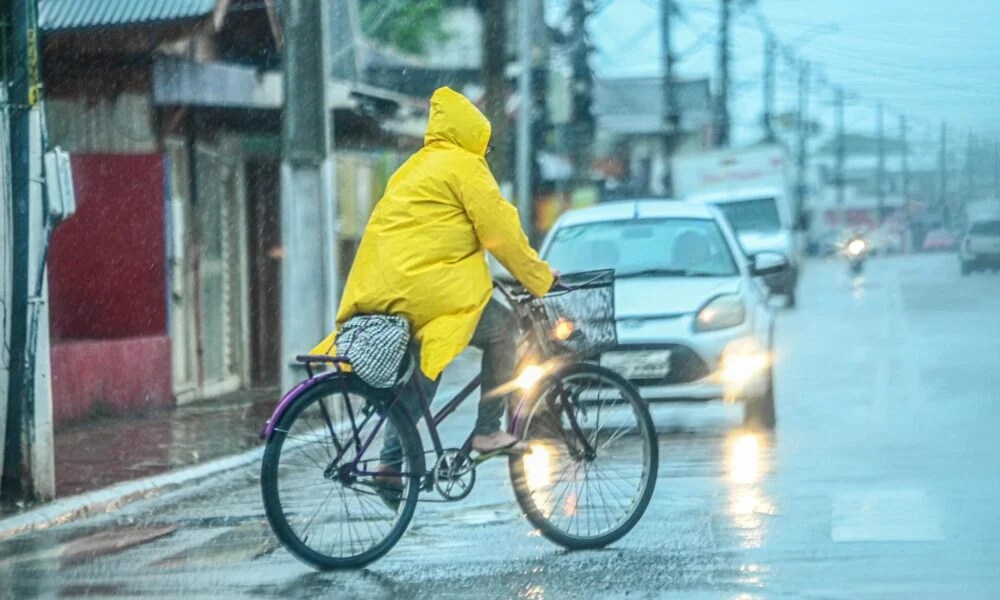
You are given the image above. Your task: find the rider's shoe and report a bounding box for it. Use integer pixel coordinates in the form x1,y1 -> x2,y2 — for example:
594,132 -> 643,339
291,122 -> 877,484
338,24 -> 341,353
373,464 -> 403,511
471,430 -> 529,456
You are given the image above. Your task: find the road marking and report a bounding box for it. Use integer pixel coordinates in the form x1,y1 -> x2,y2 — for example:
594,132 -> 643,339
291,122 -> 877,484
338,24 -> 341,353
831,489 -> 945,542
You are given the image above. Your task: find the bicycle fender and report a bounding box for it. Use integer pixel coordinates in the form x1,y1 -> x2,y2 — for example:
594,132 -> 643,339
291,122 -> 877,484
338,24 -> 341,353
260,371 -> 348,440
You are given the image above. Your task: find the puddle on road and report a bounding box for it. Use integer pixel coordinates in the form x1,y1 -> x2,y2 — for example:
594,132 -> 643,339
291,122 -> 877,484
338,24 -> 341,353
439,505 -> 519,526
0,524 -> 176,597
152,520 -> 278,568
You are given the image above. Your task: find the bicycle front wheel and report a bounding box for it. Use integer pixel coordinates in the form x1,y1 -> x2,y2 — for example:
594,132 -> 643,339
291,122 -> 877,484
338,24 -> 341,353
261,377 -> 424,569
509,362 -> 658,549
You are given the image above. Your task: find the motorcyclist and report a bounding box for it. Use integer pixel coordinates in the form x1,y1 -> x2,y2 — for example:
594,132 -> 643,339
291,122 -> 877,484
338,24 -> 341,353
308,87 -> 556,479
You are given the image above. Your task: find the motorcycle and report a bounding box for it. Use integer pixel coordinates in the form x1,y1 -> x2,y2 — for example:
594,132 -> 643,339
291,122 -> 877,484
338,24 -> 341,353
845,237 -> 867,274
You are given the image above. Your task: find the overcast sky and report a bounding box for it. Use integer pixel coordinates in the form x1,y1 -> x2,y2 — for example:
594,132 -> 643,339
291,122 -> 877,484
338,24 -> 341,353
550,0 -> 1000,157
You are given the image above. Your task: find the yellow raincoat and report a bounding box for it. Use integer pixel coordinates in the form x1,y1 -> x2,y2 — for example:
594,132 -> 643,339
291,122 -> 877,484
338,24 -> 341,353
309,87 -> 554,379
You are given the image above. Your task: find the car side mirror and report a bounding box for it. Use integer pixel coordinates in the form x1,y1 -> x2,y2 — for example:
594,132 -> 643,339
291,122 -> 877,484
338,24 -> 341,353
751,251 -> 788,276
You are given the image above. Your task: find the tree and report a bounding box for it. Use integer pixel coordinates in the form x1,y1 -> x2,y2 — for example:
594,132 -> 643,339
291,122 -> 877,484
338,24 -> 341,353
359,0 -> 447,55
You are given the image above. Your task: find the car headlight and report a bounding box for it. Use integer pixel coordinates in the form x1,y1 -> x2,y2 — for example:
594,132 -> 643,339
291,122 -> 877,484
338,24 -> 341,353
694,295 -> 746,331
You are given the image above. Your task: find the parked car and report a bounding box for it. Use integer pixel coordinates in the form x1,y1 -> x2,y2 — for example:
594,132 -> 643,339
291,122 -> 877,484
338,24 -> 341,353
959,217 -> 1000,274
539,200 -> 786,429
922,227 -> 956,251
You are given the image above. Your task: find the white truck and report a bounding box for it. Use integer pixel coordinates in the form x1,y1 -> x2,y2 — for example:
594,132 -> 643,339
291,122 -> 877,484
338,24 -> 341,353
672,144 -> 803,307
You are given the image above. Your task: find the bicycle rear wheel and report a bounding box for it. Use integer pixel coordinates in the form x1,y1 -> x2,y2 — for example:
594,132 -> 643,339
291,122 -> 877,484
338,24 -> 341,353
509,362 -> 657,549
261,376 -> 423,569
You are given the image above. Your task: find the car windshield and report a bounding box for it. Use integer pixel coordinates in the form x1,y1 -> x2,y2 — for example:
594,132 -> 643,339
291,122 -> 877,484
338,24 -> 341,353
544,218 -> 738,277
715,197 -> 782,233
970,220 -> 1000,236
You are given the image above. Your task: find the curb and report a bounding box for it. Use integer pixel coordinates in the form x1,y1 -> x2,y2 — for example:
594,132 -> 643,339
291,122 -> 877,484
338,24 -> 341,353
0,445 -> 264,541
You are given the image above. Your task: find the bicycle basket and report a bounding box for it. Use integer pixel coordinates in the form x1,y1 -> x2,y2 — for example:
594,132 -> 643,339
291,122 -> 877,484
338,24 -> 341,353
533,269 -> 617,358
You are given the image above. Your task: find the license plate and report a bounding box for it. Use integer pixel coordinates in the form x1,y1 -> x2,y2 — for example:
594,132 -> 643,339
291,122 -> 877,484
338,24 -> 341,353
601,350 -> 672,379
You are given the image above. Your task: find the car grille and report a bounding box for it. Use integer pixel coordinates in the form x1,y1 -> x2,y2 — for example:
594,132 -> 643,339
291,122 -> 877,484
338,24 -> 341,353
602,344 -> 710,384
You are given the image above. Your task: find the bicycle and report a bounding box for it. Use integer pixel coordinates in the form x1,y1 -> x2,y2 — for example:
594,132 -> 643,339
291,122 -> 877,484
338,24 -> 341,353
259,270 -> 658,569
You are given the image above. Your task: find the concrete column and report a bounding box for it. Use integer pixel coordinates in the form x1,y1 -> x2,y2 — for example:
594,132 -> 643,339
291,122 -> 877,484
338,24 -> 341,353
280,0 -> 337,391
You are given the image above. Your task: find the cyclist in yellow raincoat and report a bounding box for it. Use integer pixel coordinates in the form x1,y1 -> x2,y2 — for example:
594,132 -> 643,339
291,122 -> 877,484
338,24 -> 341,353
310,86 -> 555,459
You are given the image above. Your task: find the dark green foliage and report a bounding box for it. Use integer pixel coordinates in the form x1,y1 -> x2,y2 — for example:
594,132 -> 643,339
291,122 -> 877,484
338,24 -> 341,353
359,0 -> 447,55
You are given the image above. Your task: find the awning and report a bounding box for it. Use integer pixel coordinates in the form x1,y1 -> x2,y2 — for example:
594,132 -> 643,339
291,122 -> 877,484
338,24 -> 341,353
40,0 -> 219,31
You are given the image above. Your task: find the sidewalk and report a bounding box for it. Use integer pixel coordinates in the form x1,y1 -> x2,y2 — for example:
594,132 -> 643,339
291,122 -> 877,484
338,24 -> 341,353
0,387 -> 279,536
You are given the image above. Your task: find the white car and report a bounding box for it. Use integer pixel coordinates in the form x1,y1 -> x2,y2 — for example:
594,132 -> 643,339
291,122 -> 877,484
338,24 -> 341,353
959,217 -> 1000,275
540,200 -> 787,428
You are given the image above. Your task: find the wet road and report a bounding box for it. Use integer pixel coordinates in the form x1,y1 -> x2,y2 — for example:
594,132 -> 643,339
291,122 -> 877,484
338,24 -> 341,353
3,253 -> 999,599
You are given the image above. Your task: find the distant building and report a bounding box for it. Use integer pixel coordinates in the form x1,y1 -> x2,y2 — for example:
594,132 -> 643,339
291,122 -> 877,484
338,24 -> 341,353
592,77 -> 713,198
810,134 -> 937,245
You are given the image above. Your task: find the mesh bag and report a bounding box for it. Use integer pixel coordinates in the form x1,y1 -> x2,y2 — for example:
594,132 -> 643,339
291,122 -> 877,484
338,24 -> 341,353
334,315 -> 411,388
532,269 -> 617,358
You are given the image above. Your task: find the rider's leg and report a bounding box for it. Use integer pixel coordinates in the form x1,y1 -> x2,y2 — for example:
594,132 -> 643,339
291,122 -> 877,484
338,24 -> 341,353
468,298 -> 525,453
379,350 -> 439,470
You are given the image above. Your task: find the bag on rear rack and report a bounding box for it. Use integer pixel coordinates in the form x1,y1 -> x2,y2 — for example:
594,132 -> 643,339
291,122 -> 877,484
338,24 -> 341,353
335,315 -> 410,389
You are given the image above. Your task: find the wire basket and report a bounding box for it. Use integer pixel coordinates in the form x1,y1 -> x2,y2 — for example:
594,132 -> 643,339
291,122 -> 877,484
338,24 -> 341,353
533,269 -> 617,358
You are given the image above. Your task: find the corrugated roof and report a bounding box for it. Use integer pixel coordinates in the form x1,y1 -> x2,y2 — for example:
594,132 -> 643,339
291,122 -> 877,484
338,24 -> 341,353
40,0 -> 219,31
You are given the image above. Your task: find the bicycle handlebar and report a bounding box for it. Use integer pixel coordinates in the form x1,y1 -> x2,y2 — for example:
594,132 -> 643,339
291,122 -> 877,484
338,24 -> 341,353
493,271 -> 608,304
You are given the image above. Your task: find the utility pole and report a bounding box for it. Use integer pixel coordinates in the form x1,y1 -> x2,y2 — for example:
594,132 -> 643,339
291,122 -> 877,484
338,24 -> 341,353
280,0 -> 338,391
567,0 -> 594,183
994,138 -> 999,200
661,0 -> 679,195
876,102 -> 885,224
834,87 -> 845,231
965,132 -> 975,205
3,0 -> 35,507
795,61 -> 810,224
481,0 -> 509,182
899,115 -> 909,205
762,34 -> 775,142
938,121 -> 947,221
714,0 -> 731,147
515,0 -> 533,236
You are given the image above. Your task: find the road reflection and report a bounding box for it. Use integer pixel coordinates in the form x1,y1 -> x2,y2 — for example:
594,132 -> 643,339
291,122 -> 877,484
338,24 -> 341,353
724,431 -> 776,552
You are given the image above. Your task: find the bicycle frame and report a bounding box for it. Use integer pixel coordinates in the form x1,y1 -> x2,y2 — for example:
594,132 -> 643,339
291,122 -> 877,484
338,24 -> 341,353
261,274 -> 608,487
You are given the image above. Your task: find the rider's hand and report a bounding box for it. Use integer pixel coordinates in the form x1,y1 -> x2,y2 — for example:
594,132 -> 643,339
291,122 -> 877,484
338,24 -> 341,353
549,271 -> 573,293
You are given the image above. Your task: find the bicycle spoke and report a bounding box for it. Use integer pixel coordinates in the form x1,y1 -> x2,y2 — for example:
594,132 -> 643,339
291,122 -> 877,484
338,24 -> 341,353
511,365 -> 656,545
265,384 -> 418,567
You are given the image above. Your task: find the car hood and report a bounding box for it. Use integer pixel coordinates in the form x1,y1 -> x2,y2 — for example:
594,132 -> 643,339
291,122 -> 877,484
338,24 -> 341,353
737,230 -> 791,255
615,276 -> 742,319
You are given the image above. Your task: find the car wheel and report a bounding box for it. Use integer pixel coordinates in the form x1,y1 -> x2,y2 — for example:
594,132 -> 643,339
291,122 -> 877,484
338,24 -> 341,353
743,366 -> 776,430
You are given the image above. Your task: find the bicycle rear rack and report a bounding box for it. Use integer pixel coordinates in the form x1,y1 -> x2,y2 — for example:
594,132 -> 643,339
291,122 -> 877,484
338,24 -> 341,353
295,354 -> 349,378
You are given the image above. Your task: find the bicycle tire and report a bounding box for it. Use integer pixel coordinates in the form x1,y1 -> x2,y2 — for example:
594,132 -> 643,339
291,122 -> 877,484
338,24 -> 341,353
508,362 -> 658,549
261,376 -> 424,569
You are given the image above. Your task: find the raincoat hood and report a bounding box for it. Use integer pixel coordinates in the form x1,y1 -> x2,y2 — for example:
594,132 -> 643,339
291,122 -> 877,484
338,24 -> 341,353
424,87 -> 491,157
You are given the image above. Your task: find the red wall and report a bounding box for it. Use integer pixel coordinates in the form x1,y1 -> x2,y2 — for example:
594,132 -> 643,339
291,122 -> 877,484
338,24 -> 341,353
48,154 -> 167,340
47,154 -> 172,426
50,336 -> 172,426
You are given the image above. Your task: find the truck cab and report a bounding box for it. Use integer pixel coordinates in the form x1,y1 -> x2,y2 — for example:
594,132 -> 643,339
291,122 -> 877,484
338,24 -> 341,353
685,186 -> 803,307
671,144 -> 803,308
